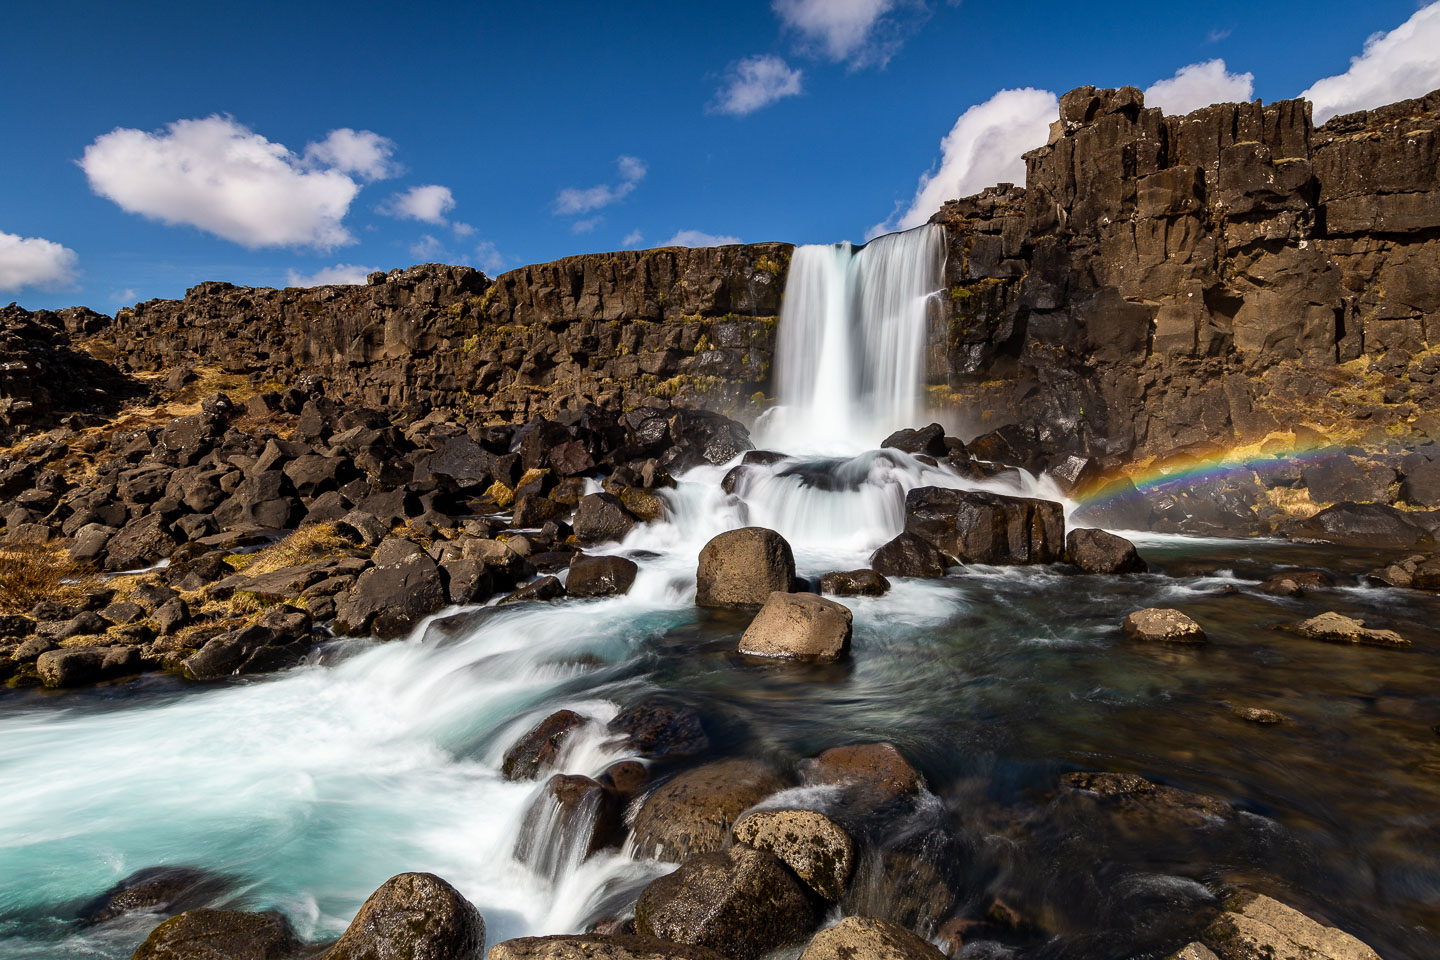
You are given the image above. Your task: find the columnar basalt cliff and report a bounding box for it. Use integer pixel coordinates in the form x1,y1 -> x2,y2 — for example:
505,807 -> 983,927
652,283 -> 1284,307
932,86 -> 1440,460
89,244 -> 792,426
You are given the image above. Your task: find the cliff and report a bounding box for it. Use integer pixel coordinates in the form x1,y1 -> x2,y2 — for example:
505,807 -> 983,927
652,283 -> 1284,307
932,86 -> 1440,461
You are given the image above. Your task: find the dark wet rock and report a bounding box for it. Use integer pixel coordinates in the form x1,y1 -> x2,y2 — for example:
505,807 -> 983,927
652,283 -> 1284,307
738,592 -> 852,662
131,908 -> 300,960
1300,455 -> 1397,503
1066,528 -> 1145,574
181,626 -> 278,682
1257,569 -> 1335,596
882,423 -> 948,457
598,759 -> 649,799
567,554 -> 638,597
733,808 -> 855,900
905,487 -> 1065,565
1399,455 -> 1440,507
632,759 -> 787,862
818,568 -> 890,596
516,773 -> 626,870
513,494 -> 567,529
104,513 -> 179,571
489,934 -> 725,960
870,531 -> 951,578
634,844 -> 817,960
335,544 -> 447,639
798,916 -> 947,960
131,582 -> 180,613
1201,891 -> 1383,960
79,866 -> 230,925
662,409 -> 754,474
607,698 -> 710,760
0,614 -> 36,638
503,709 -> 588,781
574,493 -> 635,543
36,646 -> 140,687
1122,608 -> 1207,644
441,558 -> 494,605
695,527 -> 795,607
100,600 -> 146,625
1061,771 -> 1234,829
57,610 -> 109,639
322,872 -> 485,960
1290,611 -> 1409,649
498,575 -> 565,605
1282,502 -> 1433,549
805,743 -> 923,799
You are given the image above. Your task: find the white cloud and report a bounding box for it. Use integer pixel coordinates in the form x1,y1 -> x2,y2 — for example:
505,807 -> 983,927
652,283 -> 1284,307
711,55 -> 803,115
410,234 -> 444,259
871,87 -> 1057,237
554,155 -> 648,216
665,229 -> 742,247
285,263 -> 377,287
452,221 -> 475,237
1302,2 -> 1440,124
80,115 -> 367,250
1144,59 -> 1254,115
383,184 -> 456,225
571,217 -> 602,234
0,231 -> 80,292
303,128 -> 398,181
773,0 -> 915,67
474,241 -> 505,274
111,288 -> 138,303
622,229 -> 644,247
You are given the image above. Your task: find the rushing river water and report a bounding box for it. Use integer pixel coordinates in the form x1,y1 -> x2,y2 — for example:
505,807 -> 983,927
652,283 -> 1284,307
3,226 -> 1439,958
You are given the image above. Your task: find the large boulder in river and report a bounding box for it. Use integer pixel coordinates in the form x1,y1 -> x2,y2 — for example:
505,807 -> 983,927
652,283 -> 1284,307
632,759 -> 787,862
335,538 -> 447,638
574,493 -> 635,543
1282,501 -> 1433,549
1201,891 -> 1383,960
905,487 -> 1065,565
132,908 -> 300,960
566,554 -> 638,597
804,742 -> 923,799
733,809 -> 855,900
36,645 -> 140,687
323,872 -> 485,960
695,527 -> 795,607
799,916 -> 947,960
489,934 -> 725,960
607,698 -> 710,760
1122,608 -> 1207,644
819,568 -> 890,596
881,423 -> 948,457
870,531 -> 951,578
1066,528 -> 1146,574
635,844 -> 817,960
503,709 -> 588,780
738,592 -> 852,662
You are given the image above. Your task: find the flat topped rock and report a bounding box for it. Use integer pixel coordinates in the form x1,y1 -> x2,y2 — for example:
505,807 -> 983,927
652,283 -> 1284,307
799,916 -> 947,960
738,592 -> 852,662
1203,892 -> 1383,960
1122,608 -> 1207,644
1291,611 -> 1409,649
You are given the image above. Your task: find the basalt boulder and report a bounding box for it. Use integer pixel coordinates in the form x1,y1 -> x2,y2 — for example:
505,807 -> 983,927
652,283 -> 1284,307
804,743 -> 923,799
503,709 -> 588,781
79,866 -> 231,925
322,872 -> 485,960
36,645 -> 140,688
1283,502 -> 1433,549
738,592 -> 853,662
904,487 -> 1065,565
631,759 -> 787,862
818,568 -> 890,596
1066,528 -> 1146,574
732,808 -> 856,900
1122,608 -> 1207,644
566,554 -> 638,597
1201,891 -> 1383,960
798,916 -> 947,960
131,908 -> 300,960
634,844 -> 817,960
573,493 -> 636,543
607,698 -> 710,760
695,527 -> 796,607
869,532 -> 951,578
335,540 -> 447,638
488,935 -> 725,960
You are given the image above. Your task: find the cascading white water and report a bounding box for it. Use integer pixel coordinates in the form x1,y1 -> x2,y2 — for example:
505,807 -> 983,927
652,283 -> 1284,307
762,224 -> 947,453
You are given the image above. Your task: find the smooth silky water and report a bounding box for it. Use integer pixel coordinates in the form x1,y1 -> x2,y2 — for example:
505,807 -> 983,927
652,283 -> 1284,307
2,225 -> 1439,958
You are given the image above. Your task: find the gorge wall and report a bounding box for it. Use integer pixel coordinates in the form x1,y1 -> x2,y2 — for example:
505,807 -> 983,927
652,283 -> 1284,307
4,86 -> 1439,467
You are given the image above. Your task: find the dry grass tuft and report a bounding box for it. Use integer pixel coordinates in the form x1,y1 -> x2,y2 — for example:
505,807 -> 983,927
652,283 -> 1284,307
0,545 -> 100,615
230,524 -> 350,579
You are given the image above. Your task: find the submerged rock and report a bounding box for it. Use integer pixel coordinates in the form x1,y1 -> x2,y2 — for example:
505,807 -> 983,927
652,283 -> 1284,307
695,527 -> 796,607
738,592 -> 853,662
798,916 -> 947,960
635,844 -> 817,960
322,872 -> 485,960
818,568 -> 890,596
805,742 -> 923,798
1202,891 -> 1383,960
489,934 -> 725,960
131,908 -> 299,960
607,698 -> 710,760
631,759 -> 787,862
1290,611 -> 1410,649
503,709 -> 588,781
870,531 -> 951,578
79,866 -> 230,925
1066,528 -> 1146,574
1122,608 -> 1207,644
732,808 -> 855,900
515,774 -> 626,872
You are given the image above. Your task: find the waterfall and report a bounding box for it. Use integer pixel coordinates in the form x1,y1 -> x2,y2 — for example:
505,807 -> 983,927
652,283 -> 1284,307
761,224 -> 947,453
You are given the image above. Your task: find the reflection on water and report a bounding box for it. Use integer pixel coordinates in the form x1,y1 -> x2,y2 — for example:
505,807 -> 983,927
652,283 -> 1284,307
0,455 -> 1438,959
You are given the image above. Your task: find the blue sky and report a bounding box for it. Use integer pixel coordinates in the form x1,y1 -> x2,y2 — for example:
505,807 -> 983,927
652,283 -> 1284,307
3,0 -> 1439,311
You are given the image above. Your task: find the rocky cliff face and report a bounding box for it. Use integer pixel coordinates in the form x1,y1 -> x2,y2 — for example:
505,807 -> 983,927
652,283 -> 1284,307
931,86 -> 1440,461
88,245 -> 790,426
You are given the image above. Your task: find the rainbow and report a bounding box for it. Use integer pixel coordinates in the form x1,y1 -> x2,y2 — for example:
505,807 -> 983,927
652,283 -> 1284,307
1076,434 -> 1341,505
